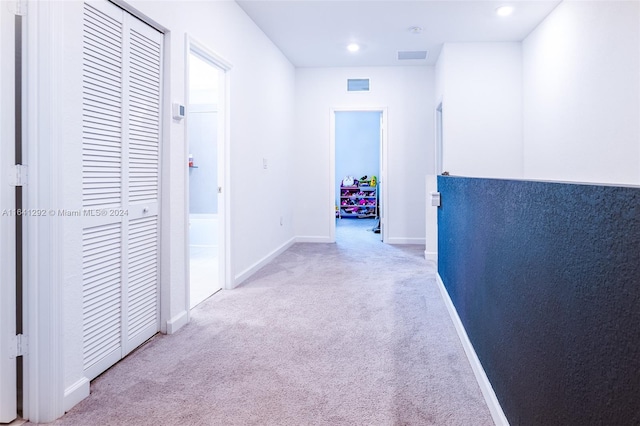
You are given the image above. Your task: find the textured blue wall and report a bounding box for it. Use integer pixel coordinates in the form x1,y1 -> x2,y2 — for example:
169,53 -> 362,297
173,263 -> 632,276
438,176 -> 640,425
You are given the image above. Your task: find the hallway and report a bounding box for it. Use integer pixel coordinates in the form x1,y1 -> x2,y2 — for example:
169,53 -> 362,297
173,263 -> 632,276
38,220 -> 492,425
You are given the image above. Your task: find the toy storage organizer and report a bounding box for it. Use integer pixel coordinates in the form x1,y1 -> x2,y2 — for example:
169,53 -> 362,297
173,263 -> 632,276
338,181 -> 378,218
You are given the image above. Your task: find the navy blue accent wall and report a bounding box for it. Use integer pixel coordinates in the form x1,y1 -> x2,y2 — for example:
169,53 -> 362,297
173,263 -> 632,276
438,176 -> 640,425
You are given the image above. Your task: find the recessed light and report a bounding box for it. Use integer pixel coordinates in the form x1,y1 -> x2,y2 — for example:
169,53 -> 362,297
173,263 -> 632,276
496,6 -> 514,17
347,43 -> 360,53
409,26 -> 423,34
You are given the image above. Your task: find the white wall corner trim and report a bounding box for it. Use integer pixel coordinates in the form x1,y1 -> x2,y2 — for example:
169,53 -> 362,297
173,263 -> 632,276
24,0 -> 65,422
436,273 -> 510,426
166,311 -> 189,335
234,237 -> 296,288
424,251 -> 437,263
295,236 -> 333,243
425,175 -> 438,263
63,378 -> 90,413
385,237 -> 426,245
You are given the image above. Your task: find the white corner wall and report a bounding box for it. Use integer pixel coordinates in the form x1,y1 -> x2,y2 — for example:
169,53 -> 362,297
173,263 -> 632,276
294,66 -> 434,244
435,43 -> 524,179
43,0 -> 295,419
523,1 -> 640,185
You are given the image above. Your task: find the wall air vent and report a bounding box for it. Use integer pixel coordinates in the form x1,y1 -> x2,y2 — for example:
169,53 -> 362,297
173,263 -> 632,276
347,78 -> 370,92
397,50 -> 428,60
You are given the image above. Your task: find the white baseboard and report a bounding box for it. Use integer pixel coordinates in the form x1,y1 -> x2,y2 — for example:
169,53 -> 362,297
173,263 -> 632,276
295,236 -> 332,243
424,251 -> 437,263
63,377 -> 90,412
436,273 -> 510,426
233,237 -> 296,287
166,310 -> 189,334
385,237 -> 426,245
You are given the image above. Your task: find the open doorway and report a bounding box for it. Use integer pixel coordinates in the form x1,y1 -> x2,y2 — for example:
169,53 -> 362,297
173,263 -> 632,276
186,46 -> 227,309
331,109 -> 387,243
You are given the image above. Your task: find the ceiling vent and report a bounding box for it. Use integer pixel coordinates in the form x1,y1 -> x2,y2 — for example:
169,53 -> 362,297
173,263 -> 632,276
397,50 -> 428,61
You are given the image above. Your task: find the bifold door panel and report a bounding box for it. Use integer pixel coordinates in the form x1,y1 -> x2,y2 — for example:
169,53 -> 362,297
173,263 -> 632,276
81,0 -> 162,381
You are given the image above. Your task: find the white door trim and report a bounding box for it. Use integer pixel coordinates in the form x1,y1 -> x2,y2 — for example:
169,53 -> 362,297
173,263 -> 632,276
0,2 -> 17,422
435,99 -> 444,175
330,107 -> 388,243
23,0 -> 64,422
184,35 -> 233,301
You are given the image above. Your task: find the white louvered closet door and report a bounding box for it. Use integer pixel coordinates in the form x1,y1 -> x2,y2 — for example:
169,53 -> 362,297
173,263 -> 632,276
81,0 -> 162,381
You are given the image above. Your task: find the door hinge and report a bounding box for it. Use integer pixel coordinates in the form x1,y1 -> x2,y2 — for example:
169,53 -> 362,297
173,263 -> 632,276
10,164 -> 28,187
9,334 -> 27,358
218,186 -> 222,194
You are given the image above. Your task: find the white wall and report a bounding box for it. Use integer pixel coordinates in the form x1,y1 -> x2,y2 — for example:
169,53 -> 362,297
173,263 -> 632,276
125,0 -> 296,282
41,0 -> 295,418
523,0 -> 640,185
435,4 -> 640,185
435,43 -> 524,179
295,67 -> 434,244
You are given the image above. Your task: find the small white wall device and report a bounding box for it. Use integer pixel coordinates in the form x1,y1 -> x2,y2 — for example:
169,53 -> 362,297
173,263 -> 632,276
172,103 -> 185,120
430,191 -> 441,207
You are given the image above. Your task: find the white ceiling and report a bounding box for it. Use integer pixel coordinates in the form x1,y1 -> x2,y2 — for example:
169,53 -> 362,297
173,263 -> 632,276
236,0 -> 562,67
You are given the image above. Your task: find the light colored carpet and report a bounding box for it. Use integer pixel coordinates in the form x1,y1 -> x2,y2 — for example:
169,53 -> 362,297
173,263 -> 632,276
38,219 -> 494,425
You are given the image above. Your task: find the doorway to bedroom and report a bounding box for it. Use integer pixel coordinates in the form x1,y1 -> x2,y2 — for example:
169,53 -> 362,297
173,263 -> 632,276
333,110 -> 385,243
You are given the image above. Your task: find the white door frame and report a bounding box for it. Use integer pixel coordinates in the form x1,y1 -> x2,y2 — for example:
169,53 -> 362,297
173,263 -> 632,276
435,100 -> 444,175
0,2 -> 18,422
330,107 -> 388,243
184,35 -> 232,312
23,0 -> 65,421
